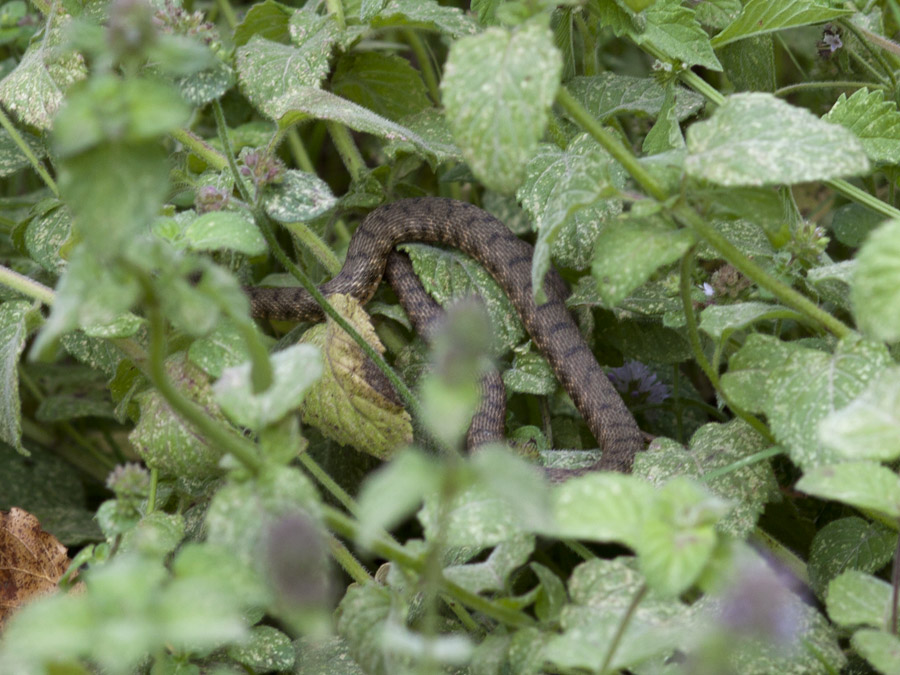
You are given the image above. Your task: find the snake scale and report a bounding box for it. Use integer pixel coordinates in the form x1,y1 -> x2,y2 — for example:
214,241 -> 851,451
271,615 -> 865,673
246,197 -> 643,473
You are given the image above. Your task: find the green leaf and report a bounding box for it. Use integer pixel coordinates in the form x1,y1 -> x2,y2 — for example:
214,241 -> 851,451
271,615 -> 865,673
832,202 -> 884,247
853,218 -> 900,342
300,295 -> 413,459
550,473 -> 656,546
720,333 -> 804,414
236,31 -> 335,119
635,0 -> 721,71
543,558 -> 693,672
711,0 -> 852,47
272,87 -> 441,160
566,73 -> 705,122
130,354 -> 227,478
205,465 -> 321,570
227,625 -> 295,672
718,34 -> 776,92
0,301 -> 37,452
443,535 -> 535,593
808,260 -> 854,310
181,211 -> 266,256
518,134 -> 626,300
263,169 -> 337,223
503,348 -> 555,395
442,22 -> 562,194
852,629 -> 900,675
592,218 -> 694,307
336,584 -> 401,675
293,637 -> 364,675
35,393 -> 114,421
173,60 -> 234,108
642,81 -> 685,153
214,343 -> 322,431
685,93 -> 869,186
635,477 -> 729,596
23,202 -> 71,274
819,367 -> 900,462
823,88 -> 900,164
52,76 -> 190,158
766,338 -> 891,468
356,449 -> 443,546
798,462 -> 900,519
371,0 -> 478,38
233,0 -> 293,46
826,570 -> 892,629
0,129 -> 44,178
331,52 -> 430,122
699,301 -> 807,341
0,32 -> 86,129
188,320 -> 252,379
808,517 -> 897,598
401,242 -> 524,352
635,421 -> 779,537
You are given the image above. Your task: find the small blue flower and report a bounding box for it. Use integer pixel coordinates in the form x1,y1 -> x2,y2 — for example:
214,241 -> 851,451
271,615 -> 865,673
608,361 -> 669,405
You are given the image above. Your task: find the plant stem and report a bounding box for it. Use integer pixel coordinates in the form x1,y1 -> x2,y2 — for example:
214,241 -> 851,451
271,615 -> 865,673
700,446 -> 784,482
404,28 -> 440,103
282,220 -> 342,276
0,106 -> 58,196
599,584 -> 647,674
324,0 -> 345,29
892,532 -> 900,635
774,81 -> 884,97
145,296 -> 262,474
0,263 -> 55,306
298,451 -> 358,515
323,504 -> 535,629
327,121 -> 366,181
287,127 -> 317,173
327,534 -> 372,584
214,0 -> 238,29
172,128 -> 227,171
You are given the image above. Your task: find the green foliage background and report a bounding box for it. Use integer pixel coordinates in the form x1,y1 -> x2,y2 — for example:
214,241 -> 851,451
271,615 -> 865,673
2,0 -> 900,673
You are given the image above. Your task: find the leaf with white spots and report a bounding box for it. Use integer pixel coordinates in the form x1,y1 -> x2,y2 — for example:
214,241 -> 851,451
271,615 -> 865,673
565,73 -> 705,122
442,22 -> 562,194
634,0 -> 721,71
0,34 -> 86,130
826,570 -> 893,629
401,242 -> 524,353
0,301 -> 40,453
272,87 -> 441,160
503,347 -> 555,395
808,517 -> 897,598
182,211 -> 266,256
518,134 -> 626,301
766,337 -> 891,468
384,108 -> 461,166
823,88 -> 900,165
236,29 -> 336,120
189,320 -> 253,379
300,295 -> 412,459
686,93 -> 869,186
699,301 -> 807,341
443,535 -> 535,594
819,367 -> 900,462
798,462 -> 900,520
712,0 -> 853,47
635,421 -> 779,537
227,626 -> 295,672
23,202 -> 72,274
174,60 -> 234,107
852,629 -> 900,675
214,343 -> 322,431
591,218 -> 694,308
0,129 -> 44,178
371,0 -> 478,39
852,218 -> 900,342
263,169 -> 337,223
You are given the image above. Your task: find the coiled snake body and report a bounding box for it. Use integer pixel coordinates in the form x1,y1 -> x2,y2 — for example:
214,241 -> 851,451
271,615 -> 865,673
247,197 -> 643,473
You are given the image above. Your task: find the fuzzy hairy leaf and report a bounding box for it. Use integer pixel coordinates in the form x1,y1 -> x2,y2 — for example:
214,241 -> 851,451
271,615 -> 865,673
566,72 -> 705,122
823,88 -> 900,164
827,570 -> 892,629
592,218 -> 694,307
181,211 -> 266,255
636,0 -> 721,71
371,0 -> 478,38
300,295 -> 412,459
853,218 -> 900,342
518,134 -> 625,301
331,52 -> 430,122
766,338 -> 891,468
264,169 -> 337,223
712,0 -> 852,47
686,93 -> 869,186
819,366 -> 900,462
635,421 -> 778,537
808,517 -> 896,598
798,462 -> 900,519
442,22 -> 562,194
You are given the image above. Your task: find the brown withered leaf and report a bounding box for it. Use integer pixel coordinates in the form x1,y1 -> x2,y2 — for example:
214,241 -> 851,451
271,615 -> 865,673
0,507 -> 69,628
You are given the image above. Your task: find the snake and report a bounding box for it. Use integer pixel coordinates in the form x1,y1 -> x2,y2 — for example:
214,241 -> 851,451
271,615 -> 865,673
246,197 -> 643,473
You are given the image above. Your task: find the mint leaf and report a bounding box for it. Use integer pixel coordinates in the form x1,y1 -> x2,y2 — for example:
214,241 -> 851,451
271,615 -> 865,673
686,93 -> 869,186
798,462 -> 900,519
823,88 -> 900,164
852,218 -> 900,342
442,22 -> 562,194
712,0 -> 852,47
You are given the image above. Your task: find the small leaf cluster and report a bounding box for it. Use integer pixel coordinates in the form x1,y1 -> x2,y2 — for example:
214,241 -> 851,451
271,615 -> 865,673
1,0 -> 900,674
